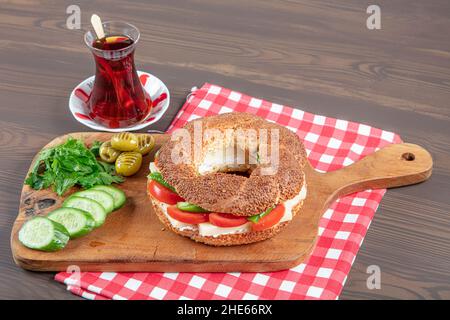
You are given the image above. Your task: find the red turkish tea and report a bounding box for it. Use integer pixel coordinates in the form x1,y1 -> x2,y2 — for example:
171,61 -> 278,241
92,35 -> 133,50
86,29 -> 152,129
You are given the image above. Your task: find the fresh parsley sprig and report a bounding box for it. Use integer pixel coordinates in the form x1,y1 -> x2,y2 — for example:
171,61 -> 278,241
25,137 -> 124,196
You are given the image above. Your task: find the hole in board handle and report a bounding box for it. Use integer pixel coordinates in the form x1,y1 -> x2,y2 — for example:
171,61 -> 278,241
402,152 -> 415,161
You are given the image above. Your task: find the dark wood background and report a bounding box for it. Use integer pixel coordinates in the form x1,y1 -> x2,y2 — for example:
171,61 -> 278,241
0,0 -> 449,299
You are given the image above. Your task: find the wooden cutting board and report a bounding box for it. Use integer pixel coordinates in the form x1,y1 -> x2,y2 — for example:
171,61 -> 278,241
11,132 -> 432,272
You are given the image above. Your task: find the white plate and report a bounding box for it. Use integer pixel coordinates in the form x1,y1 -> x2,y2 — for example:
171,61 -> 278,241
69,71 -> 170,132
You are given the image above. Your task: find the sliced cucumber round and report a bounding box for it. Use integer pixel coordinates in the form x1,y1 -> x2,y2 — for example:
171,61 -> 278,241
48,207 -> 96,238
72,189 -> 115,214
18,216 -> 70,251
91,185 -> 126,210
176,202 -> 208,213
63,196 -> 107,228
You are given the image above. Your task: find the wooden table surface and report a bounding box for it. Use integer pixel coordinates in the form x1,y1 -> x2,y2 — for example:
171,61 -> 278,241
1,0 -> 449,300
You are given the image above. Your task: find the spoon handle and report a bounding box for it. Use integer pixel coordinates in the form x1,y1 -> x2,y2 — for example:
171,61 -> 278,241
91,14 -> 105,39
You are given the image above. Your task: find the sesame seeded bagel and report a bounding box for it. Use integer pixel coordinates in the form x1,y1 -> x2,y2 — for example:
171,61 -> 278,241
157,112 -> 307,216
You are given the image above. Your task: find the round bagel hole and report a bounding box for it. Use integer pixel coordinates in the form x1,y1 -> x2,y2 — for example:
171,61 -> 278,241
223,169 -> 252,178
402,152 -> 415,161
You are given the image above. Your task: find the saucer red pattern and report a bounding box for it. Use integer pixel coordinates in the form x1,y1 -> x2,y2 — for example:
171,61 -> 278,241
69,71 -> 170,132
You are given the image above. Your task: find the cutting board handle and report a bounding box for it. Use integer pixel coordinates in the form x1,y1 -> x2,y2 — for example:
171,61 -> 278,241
319,143 -> 433,198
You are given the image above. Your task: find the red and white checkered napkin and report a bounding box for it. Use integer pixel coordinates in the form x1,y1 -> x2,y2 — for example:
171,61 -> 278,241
56,83 -> 402,300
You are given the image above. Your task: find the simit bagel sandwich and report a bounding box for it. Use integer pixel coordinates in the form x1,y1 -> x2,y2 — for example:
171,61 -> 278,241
147,112 -> 307,246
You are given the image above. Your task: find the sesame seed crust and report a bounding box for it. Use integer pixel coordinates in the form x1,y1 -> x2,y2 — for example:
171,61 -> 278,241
157,112 -> 307,216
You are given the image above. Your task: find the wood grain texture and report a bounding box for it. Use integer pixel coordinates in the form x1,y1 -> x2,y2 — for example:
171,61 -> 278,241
10,133 -> 432,273
0,0 -> 449,299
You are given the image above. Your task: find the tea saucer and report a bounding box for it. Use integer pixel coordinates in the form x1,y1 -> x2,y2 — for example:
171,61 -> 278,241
69,71 -> 170,132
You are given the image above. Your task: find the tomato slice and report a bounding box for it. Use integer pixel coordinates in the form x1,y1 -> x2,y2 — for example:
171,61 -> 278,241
167,205 -> 209,224
147,180 -> 184,205
251,204 -> 285,231
209,213 -> 248,228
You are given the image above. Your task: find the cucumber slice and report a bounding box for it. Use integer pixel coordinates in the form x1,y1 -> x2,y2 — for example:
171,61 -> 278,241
91,185 -> 126,210
148,172 -> 176,192
176,202 -> 208,213
72,189 -> 115,213
248,206 -> 274,223
63,196 -> 107,227
18,216 -> 70,251
48,207 -> 96,238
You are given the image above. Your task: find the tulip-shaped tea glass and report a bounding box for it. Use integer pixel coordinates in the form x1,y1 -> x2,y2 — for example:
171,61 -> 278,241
84,21 -> 152,129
